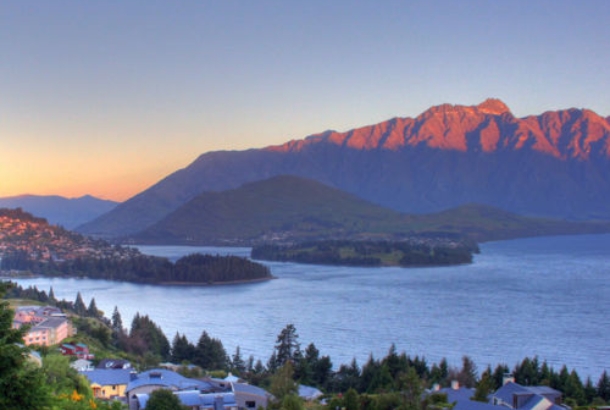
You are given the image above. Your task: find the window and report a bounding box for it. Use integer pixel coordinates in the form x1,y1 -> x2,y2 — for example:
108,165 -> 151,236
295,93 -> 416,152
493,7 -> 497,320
246,401 -> 256,408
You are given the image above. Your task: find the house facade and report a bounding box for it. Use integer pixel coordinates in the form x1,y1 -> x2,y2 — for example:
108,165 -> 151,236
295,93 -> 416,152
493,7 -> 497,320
24,316 -> 72,346
60,342 -> 93,359
12,305 -> 73,347
79,369 -> 134,400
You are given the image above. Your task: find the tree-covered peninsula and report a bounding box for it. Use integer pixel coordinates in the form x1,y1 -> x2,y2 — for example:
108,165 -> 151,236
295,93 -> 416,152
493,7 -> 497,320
0,208 -> 272,284
251,238 -> 478,267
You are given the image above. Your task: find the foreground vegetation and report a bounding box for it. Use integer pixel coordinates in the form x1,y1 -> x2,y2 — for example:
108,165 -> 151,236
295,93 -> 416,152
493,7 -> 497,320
251,238 -> 478,267
4,282 -> 610,410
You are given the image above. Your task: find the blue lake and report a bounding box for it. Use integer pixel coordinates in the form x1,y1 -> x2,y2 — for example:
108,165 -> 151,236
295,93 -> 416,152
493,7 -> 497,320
9,234 -> 610,380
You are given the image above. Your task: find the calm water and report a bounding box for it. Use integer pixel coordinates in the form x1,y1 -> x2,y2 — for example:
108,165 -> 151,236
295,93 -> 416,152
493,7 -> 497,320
8,234 -> 610,379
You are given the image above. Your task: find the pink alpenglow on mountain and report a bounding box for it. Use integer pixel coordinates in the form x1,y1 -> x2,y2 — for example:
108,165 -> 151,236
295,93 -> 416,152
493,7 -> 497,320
267,98 -> 610,159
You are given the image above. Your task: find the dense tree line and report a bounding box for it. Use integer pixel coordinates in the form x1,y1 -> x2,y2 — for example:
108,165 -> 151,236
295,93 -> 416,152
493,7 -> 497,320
136,318 -> 610,408
1,252 -> 272,284
251,239 -> 475,267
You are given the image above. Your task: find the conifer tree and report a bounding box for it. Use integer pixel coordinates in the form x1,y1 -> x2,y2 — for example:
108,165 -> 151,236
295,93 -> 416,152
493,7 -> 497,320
194,331 -> 227,370
598,371 -> 610,402
171,332 -> 195,364
87,297 -> 100,318
111,306 -> 124,334
273,324 -> 301,368
48,286 -> 57,306
73,292 -> 87,316
231,346 -> 246,375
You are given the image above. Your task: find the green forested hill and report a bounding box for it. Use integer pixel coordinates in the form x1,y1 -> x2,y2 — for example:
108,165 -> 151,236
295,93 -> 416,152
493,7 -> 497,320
131,175 -> 610,245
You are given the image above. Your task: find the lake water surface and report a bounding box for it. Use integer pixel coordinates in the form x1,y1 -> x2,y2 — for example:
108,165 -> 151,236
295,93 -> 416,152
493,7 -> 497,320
9,234 -> 610,379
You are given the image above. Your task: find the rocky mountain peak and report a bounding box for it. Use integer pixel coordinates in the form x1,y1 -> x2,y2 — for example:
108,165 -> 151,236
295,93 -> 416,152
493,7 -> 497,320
476,98 -> 511,115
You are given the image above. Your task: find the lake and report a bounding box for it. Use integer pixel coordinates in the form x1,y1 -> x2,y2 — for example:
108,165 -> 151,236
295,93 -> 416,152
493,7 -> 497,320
8,234 -> 610,380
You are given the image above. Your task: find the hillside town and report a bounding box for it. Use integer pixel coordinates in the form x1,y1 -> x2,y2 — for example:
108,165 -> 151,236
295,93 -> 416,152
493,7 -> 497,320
0,208 -> 138,269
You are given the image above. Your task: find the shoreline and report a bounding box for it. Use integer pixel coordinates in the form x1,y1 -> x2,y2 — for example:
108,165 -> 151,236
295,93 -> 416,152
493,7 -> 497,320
1,272 -> 276,287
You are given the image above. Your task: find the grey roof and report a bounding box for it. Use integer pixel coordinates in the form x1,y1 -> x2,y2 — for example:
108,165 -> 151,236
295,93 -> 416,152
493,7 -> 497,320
520,395 -> 550,410
493,382 -> 531,404
175,390 -> 204,406
525,386 -> 561,396
454,400 -> 507,410
298,384 -> 323,400
126,369 -> 213,393
79,369 -> 133,386
136,390 -> 237,409
31,316 -> 67,330
232,383 -> 270,397
492,382 -> 562,410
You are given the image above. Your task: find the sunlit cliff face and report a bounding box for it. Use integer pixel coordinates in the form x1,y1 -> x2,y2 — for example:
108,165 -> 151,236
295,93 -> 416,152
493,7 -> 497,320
266,99 -> 610,160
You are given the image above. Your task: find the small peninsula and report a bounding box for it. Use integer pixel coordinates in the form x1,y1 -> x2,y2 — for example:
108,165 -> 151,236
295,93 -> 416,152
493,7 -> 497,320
251,238 -> 478,267
0,208 -> 272,285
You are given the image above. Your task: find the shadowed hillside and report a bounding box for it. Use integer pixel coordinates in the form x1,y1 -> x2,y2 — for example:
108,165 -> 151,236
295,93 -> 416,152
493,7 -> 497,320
130,176 -> 610,245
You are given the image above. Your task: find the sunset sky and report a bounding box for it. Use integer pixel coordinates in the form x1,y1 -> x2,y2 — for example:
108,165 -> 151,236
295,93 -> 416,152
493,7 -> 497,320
2,1 -> 609,202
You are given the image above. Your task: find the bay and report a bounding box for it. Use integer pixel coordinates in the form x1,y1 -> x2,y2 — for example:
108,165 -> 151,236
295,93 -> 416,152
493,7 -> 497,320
9,234 -> 610,380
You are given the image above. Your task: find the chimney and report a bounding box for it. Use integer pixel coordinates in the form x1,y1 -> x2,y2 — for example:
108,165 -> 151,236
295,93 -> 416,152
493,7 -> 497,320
503,373 -> 515,385
451,380 -> 460,390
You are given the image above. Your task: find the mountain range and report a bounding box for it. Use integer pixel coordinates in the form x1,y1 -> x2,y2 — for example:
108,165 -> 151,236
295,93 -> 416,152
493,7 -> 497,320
77,98 -> 610,238
0,195 -> 118,229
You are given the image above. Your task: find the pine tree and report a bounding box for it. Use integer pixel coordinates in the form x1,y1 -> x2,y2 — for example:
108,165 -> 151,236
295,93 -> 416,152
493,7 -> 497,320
396,367 -> 423,410
273,324 -> 301,368
111,306 -> 124,334
231,346 -> 246,375
48,286 -> 57,306
194,331 -> 227,371
171,332 -> 195,364
73,292 -> 87,316
598,371 -> 610,402
87,297 -> 100,318
473,370 -> 494,402
458,356 -> 478,388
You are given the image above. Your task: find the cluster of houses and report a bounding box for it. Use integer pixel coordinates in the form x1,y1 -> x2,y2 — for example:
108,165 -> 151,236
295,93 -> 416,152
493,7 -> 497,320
74,365 -> 275,410
429,376 -> 565,410
0,209 -> 139,267
12,305 -> 74,346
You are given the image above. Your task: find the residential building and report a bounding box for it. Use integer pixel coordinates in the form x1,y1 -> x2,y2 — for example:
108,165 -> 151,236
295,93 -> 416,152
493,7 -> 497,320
71,359 -> 94,372
60,342 -> 93,359
12,305 -> 73,347
24,316 -> 72,346
232,383 -> 271,410
79,368 -> 134,400
490,382 -> 563,410
122,369 -> 270,410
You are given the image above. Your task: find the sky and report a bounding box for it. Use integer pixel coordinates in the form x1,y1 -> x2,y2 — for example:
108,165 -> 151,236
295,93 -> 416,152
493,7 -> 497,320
2,1 -> 609,202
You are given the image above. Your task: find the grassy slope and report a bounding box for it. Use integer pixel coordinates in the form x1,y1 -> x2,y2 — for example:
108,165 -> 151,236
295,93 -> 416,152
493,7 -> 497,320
133,175 -> 610,244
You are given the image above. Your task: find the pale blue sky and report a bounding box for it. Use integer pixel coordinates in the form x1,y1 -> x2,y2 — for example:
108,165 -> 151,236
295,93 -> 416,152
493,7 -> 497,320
1,1 -> 609,200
